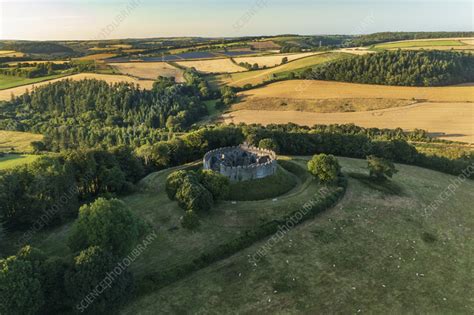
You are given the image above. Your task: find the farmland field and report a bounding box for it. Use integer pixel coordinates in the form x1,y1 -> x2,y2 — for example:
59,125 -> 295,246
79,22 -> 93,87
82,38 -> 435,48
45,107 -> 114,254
224,80 -> 474,143
0,73 -> 155,100
0,73 -> 70,90
212,53 -> 347,87
0,130 -> 43,152
0,154 -> 40,170
75,53 -> 117,61
373,37 -> 474,51
175,58 -> 247,74
0,50 -> 25,57
110,62 -> 185,82
122,157 -> 474,314
233,52 -> 322,68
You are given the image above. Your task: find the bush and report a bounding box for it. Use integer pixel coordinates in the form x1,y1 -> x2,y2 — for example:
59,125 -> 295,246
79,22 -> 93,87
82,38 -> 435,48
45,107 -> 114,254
199,170 -> 230,201
165,170 -> 198,200
258,138 -> 279,153
367,155 -> 398,181
68,198 -> 146,256
65,246 -> 133,314
176,179 -> 213,213
307,154 -> 341,183
0,256 -> 44,315
181,210 -> 200,230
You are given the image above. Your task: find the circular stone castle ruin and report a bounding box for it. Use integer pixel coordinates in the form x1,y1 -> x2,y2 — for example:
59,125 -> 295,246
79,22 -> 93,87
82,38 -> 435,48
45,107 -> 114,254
203,143 -> 277,182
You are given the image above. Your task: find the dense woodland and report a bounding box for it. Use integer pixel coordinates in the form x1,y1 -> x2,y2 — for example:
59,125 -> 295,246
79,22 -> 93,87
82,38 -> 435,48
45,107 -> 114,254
304,50 -> 474,86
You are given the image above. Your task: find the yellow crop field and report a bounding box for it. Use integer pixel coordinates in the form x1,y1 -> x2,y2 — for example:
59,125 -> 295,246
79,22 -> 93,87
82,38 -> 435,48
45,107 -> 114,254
213,53 -> 347,87
224,80 -> 474,143
0,73 -> 155,100
110,62 -> 185,82
0,50 -> 25,57
0,130 -> 43,152
175,58 -> 247,74
223,102 -> 474,143
233,52 -> 321,68
75,53 -> 117,61
238,80 -> 474,103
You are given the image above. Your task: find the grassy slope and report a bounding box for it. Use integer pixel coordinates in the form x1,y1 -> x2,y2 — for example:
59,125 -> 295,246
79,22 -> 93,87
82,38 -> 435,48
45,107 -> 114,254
210,52 -> 348,88
0,130 -> 43,152
122,157 -> 474,314
0,154 -> 40,170
0,73 -> 70,90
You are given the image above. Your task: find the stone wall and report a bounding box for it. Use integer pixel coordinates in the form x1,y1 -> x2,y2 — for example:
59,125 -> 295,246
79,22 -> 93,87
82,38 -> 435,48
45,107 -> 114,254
203,144 -> 277,181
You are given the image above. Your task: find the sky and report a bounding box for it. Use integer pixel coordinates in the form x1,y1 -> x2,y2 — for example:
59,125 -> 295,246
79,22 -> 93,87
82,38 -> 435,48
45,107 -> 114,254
0,0 -> 472,40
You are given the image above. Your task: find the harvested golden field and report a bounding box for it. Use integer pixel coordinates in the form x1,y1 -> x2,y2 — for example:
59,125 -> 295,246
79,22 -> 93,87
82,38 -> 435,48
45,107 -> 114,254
233,52 -> 321,68
0,130 -> 43,152
213,53 -> 346,88
0,51 -> 25,57
223,102 -> 474,143
175,58 -> 246,74
75,53 -> 117,61
0,73 -> 154,100
249,41 -> 281,50
110,62 -> 185,82
238,80 -> 474,103
334,48 -> 376,55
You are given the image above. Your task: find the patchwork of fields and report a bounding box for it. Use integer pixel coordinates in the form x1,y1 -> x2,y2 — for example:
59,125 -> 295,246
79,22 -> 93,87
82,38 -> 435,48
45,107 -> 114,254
212,53 -> 347,87
175,58 -> 247,74
0,73 -> 155,100
234,52 -> 322,68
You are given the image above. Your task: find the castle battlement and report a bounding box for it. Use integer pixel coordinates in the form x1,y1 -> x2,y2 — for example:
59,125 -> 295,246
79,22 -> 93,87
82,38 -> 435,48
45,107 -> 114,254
203,144 -> 277,181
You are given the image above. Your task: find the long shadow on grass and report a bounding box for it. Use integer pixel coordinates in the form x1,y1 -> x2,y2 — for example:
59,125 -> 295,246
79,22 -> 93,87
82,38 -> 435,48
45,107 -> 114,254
348,172 -> 404,196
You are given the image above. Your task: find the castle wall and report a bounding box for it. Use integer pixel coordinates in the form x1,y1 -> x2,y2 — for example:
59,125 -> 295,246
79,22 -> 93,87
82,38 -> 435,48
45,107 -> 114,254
203,144 -> 277,182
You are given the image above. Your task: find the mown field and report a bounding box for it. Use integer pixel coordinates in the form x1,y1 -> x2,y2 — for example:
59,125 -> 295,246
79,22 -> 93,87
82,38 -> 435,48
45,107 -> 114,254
373,37 -> 474,51
233,52 -> 321,68
175,58 -> 247,74
224,80 -> 474,143
211,52 -> 347,88
0,73 -> 155,100
121,157 -> 474,314
0,130 -> 43,152
110,62 -> 185,82
0,73 -> 70,90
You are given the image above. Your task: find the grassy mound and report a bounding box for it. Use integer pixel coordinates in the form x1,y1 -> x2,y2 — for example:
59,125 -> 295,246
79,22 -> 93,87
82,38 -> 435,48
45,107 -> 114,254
122,157 -> 474,314
226,164 -> 298,201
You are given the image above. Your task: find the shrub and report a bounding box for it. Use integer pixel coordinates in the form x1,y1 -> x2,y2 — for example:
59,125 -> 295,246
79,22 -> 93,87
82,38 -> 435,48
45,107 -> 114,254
367,155 -> 398,181
176,179 -> 213,213
65,246 -> 133,314
258,138 -> 279,153
181,210 -> 200,230
307,154 -> 341,183
68,198 -> 146,256
199,170 -> 230,201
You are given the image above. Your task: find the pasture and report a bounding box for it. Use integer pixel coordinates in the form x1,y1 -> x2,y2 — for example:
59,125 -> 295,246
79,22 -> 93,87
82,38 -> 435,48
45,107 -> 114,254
122,157 -> 474,314
110,62 -> 185,82
0,130 -> 43,152
0,73 -> 69,90
0,154 -> 40,170
0,73 -> 155,100
175,58 -> 247,74
212,53 -> 346,88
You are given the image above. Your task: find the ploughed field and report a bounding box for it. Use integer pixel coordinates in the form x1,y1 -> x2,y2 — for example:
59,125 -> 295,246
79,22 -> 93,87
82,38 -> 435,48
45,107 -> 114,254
224,80 -> 474,143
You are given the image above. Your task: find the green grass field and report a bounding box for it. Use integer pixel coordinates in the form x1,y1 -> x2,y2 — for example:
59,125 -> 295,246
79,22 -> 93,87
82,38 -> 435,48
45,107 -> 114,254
0,154 -> 40,170
0,73 -> 70,90
210,52 -> 349,88
374,39 -> 466,50
0,130 -> 43,152
122,157 -> 474,314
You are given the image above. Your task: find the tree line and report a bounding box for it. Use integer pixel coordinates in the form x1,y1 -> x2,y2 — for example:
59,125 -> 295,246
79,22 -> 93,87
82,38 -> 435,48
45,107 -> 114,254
303,50 -> 474,86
